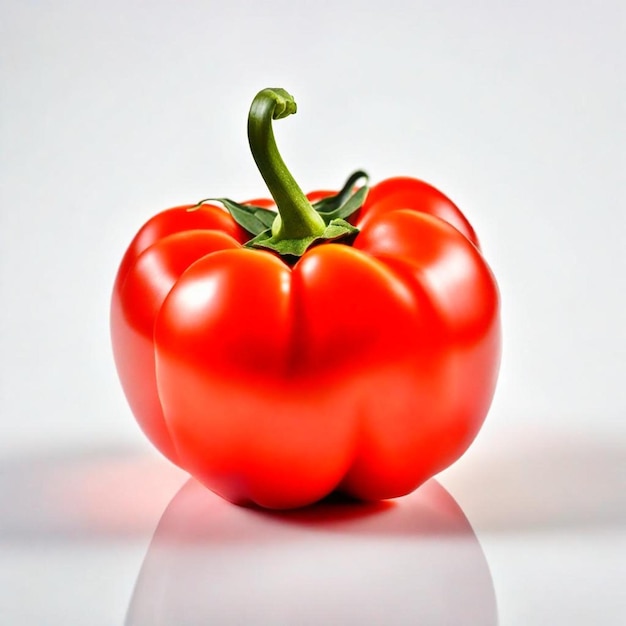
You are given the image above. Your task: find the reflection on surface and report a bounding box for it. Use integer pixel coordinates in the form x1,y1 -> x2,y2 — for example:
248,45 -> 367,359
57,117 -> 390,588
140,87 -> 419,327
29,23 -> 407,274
126,479 -> 497,625
1,430 -> 622,542
0,448 -> 186,540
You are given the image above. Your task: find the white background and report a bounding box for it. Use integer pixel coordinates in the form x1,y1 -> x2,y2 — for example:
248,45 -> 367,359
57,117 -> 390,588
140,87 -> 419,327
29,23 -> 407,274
1,1 -> 624,624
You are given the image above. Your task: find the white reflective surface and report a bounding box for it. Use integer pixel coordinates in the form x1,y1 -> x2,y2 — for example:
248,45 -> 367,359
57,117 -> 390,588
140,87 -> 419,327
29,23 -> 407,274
126,478 -> 496,625
1,427 -> 624,625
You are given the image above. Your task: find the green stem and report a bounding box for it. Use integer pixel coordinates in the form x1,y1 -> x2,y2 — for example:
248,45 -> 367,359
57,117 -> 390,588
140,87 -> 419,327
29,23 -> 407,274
248,88 -> 326,240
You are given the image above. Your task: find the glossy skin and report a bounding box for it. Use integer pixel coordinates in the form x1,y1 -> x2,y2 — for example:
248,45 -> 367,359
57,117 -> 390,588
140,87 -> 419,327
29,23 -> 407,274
111,178 -> 500,509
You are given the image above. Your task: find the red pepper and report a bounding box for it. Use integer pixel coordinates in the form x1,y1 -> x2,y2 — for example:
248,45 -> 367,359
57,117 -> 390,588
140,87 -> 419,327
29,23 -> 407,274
111,88 -> 500,509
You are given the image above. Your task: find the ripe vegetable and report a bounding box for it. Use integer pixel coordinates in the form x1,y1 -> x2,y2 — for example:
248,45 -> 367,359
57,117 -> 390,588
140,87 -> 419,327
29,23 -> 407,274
111,88 -> 500,509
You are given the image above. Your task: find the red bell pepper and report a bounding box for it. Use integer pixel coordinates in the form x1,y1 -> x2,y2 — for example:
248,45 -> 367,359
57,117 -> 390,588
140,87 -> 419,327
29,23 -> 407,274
111,88 -> 500,509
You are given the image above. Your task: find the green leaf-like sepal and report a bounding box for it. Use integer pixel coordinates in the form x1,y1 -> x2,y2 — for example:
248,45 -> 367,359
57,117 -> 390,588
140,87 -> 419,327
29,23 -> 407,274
192,198 -> 277,236
317,185 -> 369,222
192,170 -> 368,261
245,218 -> 359,261
312,170 -> 369,220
